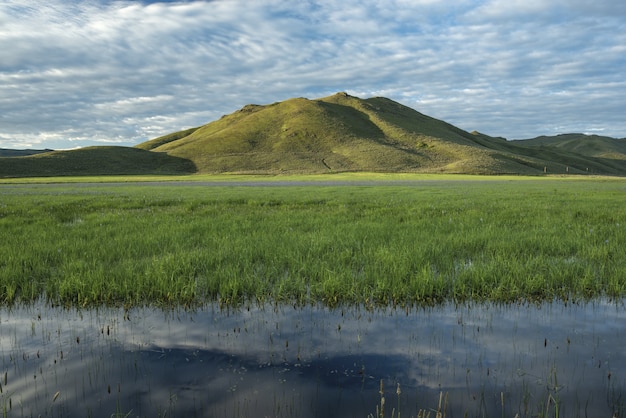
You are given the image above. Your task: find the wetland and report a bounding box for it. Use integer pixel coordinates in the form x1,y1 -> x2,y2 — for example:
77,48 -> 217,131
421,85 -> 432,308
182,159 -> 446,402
1,175 -> 625,416
1,301 -> 624,417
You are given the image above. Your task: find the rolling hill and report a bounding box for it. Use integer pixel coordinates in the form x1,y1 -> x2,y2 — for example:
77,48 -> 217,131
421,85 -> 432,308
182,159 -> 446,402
0,148 -> 53,157
0,146 -> 195,177
136,92 -> 625,175
512,133 -> 626,161
1,92 -> 625,177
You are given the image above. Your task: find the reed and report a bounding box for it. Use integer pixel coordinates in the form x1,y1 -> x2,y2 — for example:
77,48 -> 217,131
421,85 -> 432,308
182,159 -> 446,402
368,381 -> 447,418
0,176 -> 624,307
367,382 -> 568,418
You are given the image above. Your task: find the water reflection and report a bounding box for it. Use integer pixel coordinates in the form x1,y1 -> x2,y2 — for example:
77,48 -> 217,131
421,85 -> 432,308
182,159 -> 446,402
0,301 -> 624,417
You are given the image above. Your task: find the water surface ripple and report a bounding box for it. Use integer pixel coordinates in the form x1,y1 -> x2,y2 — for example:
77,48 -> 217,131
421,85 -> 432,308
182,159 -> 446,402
0,301 -> 624,417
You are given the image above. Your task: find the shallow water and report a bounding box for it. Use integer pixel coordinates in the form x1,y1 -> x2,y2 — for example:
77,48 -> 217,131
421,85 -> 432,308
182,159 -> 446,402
0,301 -> 624,417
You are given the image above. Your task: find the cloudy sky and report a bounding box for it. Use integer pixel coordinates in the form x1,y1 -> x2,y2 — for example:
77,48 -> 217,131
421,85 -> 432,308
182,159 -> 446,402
1,0 -> 625,149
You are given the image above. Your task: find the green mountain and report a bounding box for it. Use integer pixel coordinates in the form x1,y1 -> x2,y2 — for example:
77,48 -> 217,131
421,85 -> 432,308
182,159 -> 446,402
139,92 -> 502,173
136,92 -> 625,175
0,146 -> 195,177
1,92 -> 624,177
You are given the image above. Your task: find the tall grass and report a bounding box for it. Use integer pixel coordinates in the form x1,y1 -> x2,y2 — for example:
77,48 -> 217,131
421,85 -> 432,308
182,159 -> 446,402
0,177 -> 624,307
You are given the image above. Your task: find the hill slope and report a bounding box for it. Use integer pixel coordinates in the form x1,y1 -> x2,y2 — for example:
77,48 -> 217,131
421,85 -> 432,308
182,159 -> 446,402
137,93 -> 502,173
0,146 -> 195,178
2,93 -> 624,177
513,134 -> 626,160
139,92 -> 625,175
0,148 -> 53,157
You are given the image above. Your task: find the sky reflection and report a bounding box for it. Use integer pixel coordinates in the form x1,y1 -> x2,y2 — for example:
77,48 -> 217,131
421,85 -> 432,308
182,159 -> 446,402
0,301 -> 624,417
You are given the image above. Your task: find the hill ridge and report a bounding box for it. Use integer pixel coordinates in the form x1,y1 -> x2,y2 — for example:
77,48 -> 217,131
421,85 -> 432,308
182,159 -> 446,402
145,92 -> 625,175
1,92 -> 624,177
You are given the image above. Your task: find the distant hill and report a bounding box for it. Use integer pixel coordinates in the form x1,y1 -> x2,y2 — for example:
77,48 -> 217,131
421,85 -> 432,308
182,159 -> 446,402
0,146 -> 195,177
512,134 -> 626,160
1,93 -> 625,177
0,148 -> 53,157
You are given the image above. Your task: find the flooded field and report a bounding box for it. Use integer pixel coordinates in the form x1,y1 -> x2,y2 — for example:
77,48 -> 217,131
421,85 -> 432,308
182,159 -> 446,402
1,301 -> 624,417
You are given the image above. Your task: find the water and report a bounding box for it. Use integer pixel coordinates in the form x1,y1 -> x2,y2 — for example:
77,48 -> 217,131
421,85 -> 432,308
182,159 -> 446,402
0,301 -> 624,417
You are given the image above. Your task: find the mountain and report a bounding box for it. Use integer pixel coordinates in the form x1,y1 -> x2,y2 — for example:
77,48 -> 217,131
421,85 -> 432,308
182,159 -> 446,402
138,92 -> 505,173
136,92 -> 625,175
1,92 -> 624,177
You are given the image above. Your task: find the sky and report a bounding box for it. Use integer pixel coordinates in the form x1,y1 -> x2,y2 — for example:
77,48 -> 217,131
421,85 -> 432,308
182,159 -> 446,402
1,0 -> 625,150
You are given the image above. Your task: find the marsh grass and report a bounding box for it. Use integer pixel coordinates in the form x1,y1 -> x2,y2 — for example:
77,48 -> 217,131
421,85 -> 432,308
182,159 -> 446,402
0,177 -> 625,307
367,381 -> 449,418
368,374 -> 567,418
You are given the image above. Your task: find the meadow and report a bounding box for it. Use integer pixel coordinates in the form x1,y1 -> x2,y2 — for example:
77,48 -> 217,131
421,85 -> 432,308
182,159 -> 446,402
0,174 -> 624,308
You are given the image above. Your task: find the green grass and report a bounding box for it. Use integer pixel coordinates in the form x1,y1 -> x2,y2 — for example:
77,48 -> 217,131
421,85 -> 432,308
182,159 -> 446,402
0,175 -> 625,307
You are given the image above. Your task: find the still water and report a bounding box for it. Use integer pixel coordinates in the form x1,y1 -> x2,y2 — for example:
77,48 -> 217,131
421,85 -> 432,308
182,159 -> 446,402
1,301 -> 624,417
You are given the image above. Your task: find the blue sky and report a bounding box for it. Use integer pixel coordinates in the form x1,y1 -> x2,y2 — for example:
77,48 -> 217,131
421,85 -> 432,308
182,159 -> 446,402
1,0 -> 625,149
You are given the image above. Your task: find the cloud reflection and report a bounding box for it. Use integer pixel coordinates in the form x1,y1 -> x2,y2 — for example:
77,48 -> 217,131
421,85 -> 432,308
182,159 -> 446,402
1,301 -> 624,417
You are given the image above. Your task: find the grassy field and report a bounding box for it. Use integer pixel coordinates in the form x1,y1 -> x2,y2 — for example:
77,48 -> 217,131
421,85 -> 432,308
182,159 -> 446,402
0,174 -> 624,307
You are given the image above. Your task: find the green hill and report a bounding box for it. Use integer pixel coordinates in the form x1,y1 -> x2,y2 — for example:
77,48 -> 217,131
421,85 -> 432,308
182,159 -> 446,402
138,92 -> 521,174
0,146 -> 195,178
135,127 -> 201,151
0,148 -> 53,157
1,92 -> 624,177
140,92 -> 626,175
512,133 -> 626,160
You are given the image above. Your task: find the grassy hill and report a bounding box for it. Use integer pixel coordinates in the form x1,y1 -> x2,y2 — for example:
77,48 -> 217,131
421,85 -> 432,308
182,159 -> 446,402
0,146 -> 195,178
512,133 -> 626,160
1,93 -> 625,177
135,93 -> 514,174
0,148 -> 53,157
139,92 -> 625,175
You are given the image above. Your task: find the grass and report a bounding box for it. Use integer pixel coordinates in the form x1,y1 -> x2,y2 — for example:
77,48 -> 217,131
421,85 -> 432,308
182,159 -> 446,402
367,387 -> 565,418
368,368 -> 568,418
0,172 -> 534,184
0,175 -> 625,307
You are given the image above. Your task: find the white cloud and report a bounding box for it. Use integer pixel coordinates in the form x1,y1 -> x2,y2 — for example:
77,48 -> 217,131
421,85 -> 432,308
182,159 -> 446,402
0,0 -> 624,149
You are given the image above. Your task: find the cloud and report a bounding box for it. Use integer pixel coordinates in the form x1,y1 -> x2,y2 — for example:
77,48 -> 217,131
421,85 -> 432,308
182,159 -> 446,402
0,0 -> 624,149
5,302 -> 626,416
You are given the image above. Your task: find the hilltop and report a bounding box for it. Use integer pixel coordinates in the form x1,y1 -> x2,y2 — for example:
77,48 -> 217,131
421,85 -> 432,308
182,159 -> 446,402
136,92 -> 625,175
1,93 -> 625,177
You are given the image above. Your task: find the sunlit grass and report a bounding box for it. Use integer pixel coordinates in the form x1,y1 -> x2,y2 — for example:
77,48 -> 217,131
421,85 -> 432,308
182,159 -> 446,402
0,171 -> 614,184
1,176 -> 624,307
